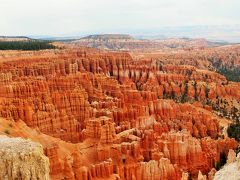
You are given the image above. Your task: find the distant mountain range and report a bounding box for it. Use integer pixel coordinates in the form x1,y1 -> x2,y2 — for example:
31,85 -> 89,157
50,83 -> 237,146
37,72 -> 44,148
70,34 -> 226,51
0,34 -> 230,52
27,24 -> 240,43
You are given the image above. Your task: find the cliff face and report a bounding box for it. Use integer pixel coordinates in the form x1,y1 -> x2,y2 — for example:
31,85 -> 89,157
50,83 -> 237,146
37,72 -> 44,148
0,135 -> 49,180
0,46 -> 239,179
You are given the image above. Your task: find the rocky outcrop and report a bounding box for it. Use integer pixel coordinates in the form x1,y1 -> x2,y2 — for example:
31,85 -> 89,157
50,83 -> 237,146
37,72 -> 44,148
208,168 -> 217,180
227,149 -> 236,164
157,130 -> 209,173
84,116 -> 116,143
214,152 -> 240,180
181,172 -> 189,180
198,171 -> 207,180
0,135 -> 49,180
137,158 -> 181,180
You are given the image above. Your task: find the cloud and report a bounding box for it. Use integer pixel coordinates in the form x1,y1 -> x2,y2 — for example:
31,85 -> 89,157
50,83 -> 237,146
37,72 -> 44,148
0,0 -> 239,36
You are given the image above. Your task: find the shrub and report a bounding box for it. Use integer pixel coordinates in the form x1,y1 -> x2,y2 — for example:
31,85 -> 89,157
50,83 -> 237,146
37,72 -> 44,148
180,80 -> 188,103
0,40 -> 55,51
227,123 -> 240,142
218,67 -> 240,82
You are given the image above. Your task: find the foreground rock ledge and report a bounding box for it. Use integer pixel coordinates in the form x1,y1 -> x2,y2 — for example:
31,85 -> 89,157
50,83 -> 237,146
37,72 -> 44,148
0,135 -> 50,180
214,151 -> 240,180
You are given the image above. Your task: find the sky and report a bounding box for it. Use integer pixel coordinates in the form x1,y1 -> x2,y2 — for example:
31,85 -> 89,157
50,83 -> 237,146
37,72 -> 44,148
1,0 -> 240,36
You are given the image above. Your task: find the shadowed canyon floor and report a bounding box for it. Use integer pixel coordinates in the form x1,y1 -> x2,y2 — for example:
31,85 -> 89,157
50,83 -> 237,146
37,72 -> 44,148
0,44 -> 239,179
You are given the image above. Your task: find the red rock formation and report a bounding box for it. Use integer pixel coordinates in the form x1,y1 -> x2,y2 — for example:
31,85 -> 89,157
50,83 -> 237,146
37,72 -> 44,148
44,144 -> 63,176
0,46 -> 239,179
136,158 -> 181,180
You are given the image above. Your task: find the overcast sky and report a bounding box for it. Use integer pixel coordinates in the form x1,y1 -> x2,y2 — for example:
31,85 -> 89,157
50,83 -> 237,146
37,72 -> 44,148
1,0 -> 240,36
